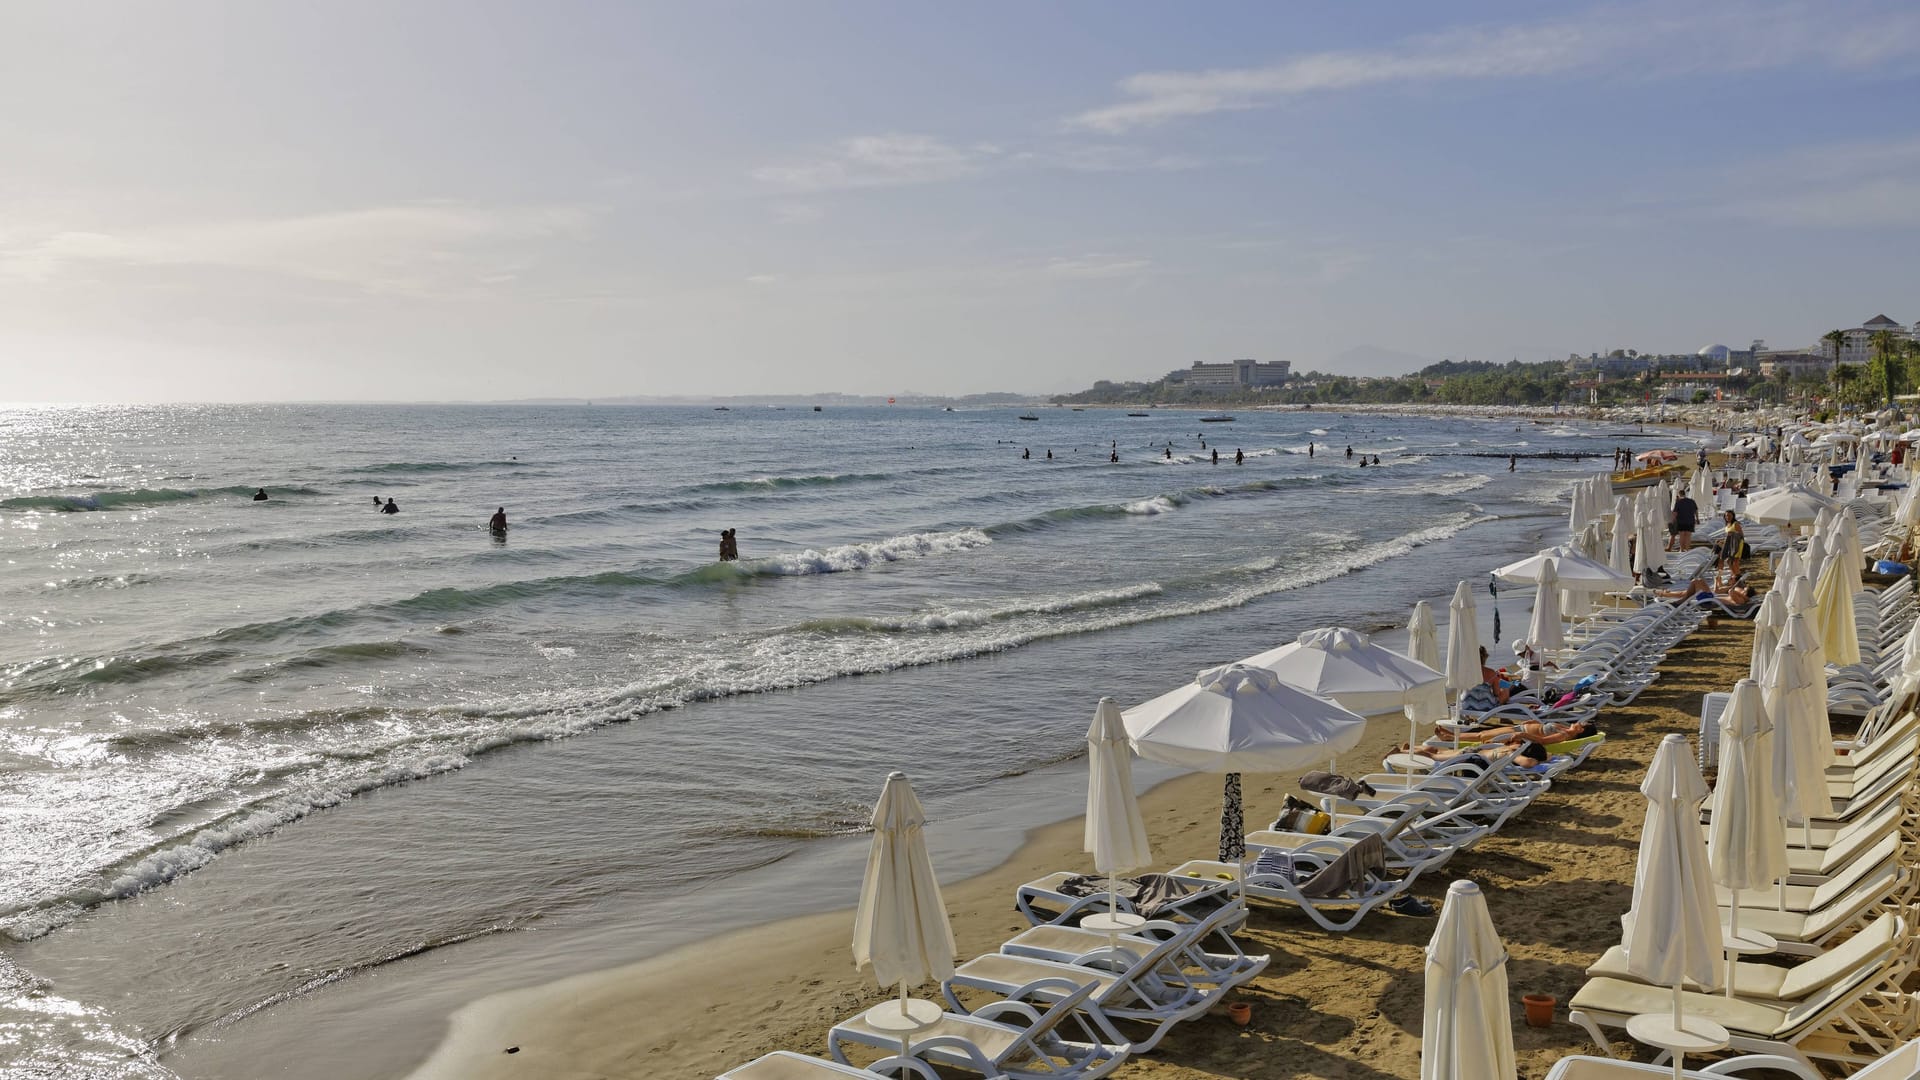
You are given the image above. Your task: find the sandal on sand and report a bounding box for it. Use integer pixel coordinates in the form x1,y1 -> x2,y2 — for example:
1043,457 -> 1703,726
1388,895 -> 1436,917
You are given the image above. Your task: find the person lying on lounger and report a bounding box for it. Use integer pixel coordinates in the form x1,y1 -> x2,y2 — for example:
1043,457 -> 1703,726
1651,578 -> 1751,606
1433,717 -> 1597,744
1399,719 -> 1599,766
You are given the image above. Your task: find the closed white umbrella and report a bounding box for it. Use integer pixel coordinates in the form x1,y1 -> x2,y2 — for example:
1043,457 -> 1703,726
852,771 -> 955,1058
1812,543 -> 1863,666
1408,600 -> 1441,672
1242,625 -> 1445,759
1085,698 -> 1153,925
1804,534 -> 1828,595
1621,734 -> 1725,1075
1444,580 -> 1481,699
1421,880 -> 1516,1080
1766,633 -> 1829,842
1832,511 -> 1865,595
1690,466 -> 1713,507
1526,558 -> 1565,656
1749,591 -> 1785,684
1568,486 -> 1588,540
1609,506 -> 1633,577
1124,663 -> 1367,861
1706,679 -> 1786,994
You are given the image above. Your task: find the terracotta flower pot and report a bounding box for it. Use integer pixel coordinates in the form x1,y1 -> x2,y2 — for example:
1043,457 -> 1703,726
1522,992 -> 1555,1027
1227,1001 -> 1253,1026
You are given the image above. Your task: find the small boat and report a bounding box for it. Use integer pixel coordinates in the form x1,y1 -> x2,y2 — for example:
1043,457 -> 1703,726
714,406 -> 730,411
1199,416 -> 1235,423
813,405 -> 823,412
1071,408 -> 1085,412
1127,412 -> 1150,418
1018,414 -> 1039,421
943,406 -> 954,412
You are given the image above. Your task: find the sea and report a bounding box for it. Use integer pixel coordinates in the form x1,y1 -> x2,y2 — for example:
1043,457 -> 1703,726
0,403 -> 1677,1078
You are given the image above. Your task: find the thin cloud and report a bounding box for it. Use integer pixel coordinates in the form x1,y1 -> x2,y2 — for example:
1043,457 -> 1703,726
1069,2 -> 1920,132
1038,254 -> 1153,279
752,134 -> 1001,191
0,203 -> 591,296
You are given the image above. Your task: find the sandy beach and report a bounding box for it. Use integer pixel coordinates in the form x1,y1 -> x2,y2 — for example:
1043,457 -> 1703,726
407,603 -> 1758,1080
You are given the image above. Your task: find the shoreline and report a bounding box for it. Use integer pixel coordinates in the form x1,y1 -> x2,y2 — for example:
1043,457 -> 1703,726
404,596 -> 1759,1080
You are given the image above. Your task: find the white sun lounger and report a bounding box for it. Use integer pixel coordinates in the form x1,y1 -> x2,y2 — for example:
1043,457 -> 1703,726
830,979 -> 1126,1080
1167,856 -> 1413,933
1568,915 -> 1910,1072
998,914 -> 1269,989
720,1051 -> 940,1080
1011,871 -> 1238,929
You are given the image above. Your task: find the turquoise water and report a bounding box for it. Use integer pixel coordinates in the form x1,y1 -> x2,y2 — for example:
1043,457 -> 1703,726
0,404 -> 1635,1077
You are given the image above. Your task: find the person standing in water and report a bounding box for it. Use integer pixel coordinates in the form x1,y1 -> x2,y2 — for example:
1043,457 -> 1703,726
1021,447 -> 1029,459
1211,448 -> 1219,465
1508,455 -> 1516,472
1234,448 -> 1243,465
1164,447 -> 1172,460
381,498 -> 399,514
1308,442 -> 1314,457
252,488 -> 268,501
1109,449 -> 1118,462
374,496 -> 384,509
489,507 -> 508,533
1345,445 -> 1353,459
719,528 -> 738,561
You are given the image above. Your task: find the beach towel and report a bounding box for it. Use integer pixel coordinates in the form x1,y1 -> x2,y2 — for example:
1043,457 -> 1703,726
1054,873 -> 1219,919
1299,770 -> 1377,800
1297,834 -> 1389,899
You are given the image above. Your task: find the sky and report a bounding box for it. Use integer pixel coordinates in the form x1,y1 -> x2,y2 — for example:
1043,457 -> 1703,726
3,1 -> 1919,402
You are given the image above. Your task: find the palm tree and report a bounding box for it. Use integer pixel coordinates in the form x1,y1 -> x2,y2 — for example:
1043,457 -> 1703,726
1869,329 -> 1903,405
1823,329 -> 1847,362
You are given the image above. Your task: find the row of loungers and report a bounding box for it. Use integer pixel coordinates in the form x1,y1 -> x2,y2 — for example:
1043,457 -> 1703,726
1571,558 -> 1920,1074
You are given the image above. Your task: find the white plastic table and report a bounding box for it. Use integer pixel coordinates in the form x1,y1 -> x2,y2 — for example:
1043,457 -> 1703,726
1625,1013 -> 1729,1080
1720,927 -> 1778,998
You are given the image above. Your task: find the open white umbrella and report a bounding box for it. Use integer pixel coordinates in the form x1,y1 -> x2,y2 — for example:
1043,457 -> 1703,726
1745,484 -> 1835,527
1242,626 -> 1445,759
1408,600 -> 1441,672
1084,698 -> 1153,927
1124,663 -> 1367,862
852,771 -> 955,1059
1421,880 -> 1516,1080
1706,679 -> 1786,995
1812,543 -> 1863,666
1525,557 -> 1565,657
1621,734 -> 1725,1077
1493,547 -> 1634,591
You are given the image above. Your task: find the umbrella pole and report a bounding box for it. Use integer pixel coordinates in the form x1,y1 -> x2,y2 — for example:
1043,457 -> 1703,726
1218,773 -> 1243,864
1727,899 -> 1740,998
897,982 -> 913,1065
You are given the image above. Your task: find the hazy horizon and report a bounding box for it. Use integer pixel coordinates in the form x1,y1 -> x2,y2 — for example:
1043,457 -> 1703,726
5,1 -> 1917,403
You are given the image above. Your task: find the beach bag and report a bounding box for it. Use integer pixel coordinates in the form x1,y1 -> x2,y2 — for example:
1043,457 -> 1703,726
1271,794 -> 1332,835
1875,560 -> 1910,576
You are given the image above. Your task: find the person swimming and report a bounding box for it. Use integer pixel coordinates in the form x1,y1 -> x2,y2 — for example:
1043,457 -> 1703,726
489,507 -> 507,533
252,488 -> 268,501
381,498 -> 399,514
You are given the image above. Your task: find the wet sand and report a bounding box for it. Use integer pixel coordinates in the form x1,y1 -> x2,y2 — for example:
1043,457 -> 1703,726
407,607 -> 1756,1080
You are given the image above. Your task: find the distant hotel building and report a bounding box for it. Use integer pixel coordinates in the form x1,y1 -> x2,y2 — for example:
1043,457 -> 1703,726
1824,314 -> 1915,365
1166,359 -> 1291,389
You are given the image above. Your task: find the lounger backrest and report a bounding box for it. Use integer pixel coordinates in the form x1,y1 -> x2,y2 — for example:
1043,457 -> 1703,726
1086,901 -> 1235,987
1810,834 -> 1898,909
1775,913 -> 1899,1001
986,976 -> 1101,1060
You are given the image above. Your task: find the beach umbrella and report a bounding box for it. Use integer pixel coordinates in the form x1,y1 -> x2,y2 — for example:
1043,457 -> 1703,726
1831,511 -> 1865,596
1766,632 -> 1830,840
1780,611 -> 1830,745
1243,626 -> 1445,756
1493,547 -> 1633,591
1745,484 -> 1834,527
1124,663 -> 1366,862
1706,679 -> 1786,994
1084,698 -> 1153,927
1812,544 -> 1862,666
1804,533 -> 1828,593
1408,600 -> 1441,671
1421,880 -> 1516,1080
1749,591 -> 1785,684
1444,580 -> 1481,708
1690,467 -> 1712,507
1776,546 -> 1805,588
1567,487 -> 1588,540
1621,734 -> 1725,1074
852,771 -> 955,1059
1608,506 -> 1633,577
1525,558 -> 1565,656
1635,501 -> 1661,580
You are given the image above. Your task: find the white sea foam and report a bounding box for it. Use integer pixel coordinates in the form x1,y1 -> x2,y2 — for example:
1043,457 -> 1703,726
1124,495 -> 1181,515
756,529 -> 992,575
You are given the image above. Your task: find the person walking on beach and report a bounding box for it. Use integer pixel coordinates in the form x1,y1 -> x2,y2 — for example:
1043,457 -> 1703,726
381,498 -> 399,514
1669,490 -> 1698,551
718,528 -> 738,561
489,507 -> 508,534
1716,511 -> 1748,581
1235,448 -> 1244,465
